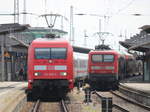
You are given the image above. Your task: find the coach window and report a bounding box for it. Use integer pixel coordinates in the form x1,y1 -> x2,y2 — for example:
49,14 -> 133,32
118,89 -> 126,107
35,48 -> 50,59
51,48 -> 67,59
103,55 -> 114,62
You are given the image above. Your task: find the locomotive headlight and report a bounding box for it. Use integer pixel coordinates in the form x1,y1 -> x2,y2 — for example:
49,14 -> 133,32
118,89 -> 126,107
60,72 -> 67,76
34,72 -> 41,76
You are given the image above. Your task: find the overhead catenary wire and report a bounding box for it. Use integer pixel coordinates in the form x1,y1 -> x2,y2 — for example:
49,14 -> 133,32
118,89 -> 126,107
115,0 -> 135,15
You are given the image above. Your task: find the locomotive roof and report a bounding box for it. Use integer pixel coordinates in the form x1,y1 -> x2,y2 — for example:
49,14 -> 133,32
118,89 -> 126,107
89,50 -> 135,59
89,50 -> 119,54
31,38 -> 69,45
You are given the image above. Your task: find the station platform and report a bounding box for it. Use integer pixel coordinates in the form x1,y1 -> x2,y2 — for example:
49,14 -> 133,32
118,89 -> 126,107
0,81 -> 27,112
119,83 -> 150,107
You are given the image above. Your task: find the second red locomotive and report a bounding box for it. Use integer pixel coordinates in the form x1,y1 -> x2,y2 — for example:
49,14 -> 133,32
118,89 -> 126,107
88,50 -> 142,89
88,50 -> 121,89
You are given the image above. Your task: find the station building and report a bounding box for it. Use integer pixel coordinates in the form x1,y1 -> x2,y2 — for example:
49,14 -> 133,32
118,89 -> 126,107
120,25 -> 150,82
0,23 -> 67,81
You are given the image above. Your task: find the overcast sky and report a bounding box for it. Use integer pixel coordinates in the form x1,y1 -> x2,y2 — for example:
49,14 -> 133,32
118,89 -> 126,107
0,0 -> 150,51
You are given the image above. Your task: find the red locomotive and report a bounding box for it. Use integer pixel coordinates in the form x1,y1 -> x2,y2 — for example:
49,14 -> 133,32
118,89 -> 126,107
88,50 -> 121,89
26,38 -> 74,99
88,50 -> 143,89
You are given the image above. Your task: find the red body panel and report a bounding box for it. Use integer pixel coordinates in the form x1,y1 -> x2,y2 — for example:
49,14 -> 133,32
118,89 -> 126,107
27,39 -> 74,90
88,50 -> 120,75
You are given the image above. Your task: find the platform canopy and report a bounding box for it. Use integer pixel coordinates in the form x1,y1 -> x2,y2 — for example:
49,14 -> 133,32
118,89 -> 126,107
0,23 -> 29,34
119,25 -> 150,52
22,27 -> 68,38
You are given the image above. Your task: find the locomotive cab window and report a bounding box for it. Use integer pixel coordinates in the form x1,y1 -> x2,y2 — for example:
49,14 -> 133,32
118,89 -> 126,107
51,48 -> 66,59
35,48 -> 50,59
35,48 -> 67,59
92,55 -> 102,62
103,55 -> 114,62
91,54 -> 114,62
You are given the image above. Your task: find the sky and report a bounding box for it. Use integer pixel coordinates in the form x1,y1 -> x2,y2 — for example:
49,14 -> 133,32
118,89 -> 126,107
0,0 -> 150,51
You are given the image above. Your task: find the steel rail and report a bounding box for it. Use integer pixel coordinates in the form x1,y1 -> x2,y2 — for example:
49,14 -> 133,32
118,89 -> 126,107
113,104 -> 129,112
29,99 -> 41,112
93,91 -> 103,98
60,99 -> 69,112
110,90 -> 150,111
94,91 -> 130,112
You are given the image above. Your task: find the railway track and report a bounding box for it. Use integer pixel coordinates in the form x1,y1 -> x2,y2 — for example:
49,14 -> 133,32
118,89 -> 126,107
20,98 -> 69,112
29,99 -> 40,112
60,99 -> 69,112
93,91 -> 150,112
94,91 -> 129,112
113,104 -> 129,112
111,90 -> 150,111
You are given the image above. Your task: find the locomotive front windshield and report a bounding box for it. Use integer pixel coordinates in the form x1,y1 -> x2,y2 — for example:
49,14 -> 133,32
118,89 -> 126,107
92,54 -> 114,62
35,48 -> 67,59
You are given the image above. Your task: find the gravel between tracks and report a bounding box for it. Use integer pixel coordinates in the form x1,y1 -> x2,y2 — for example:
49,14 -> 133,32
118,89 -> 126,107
67,87 -> 101,112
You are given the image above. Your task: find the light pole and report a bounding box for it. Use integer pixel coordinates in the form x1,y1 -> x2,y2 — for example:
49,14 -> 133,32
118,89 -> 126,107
84,30 -> 88,46
1,35 -> 5,81
70,6 -> 74,45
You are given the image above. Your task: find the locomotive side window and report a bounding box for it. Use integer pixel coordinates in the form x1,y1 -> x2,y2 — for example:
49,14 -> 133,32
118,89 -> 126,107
51,48 -> 67,59
103,55 -> 114,62
35,48 -> 50,59
92,55 -> 102,62
35,48 -> 67,59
